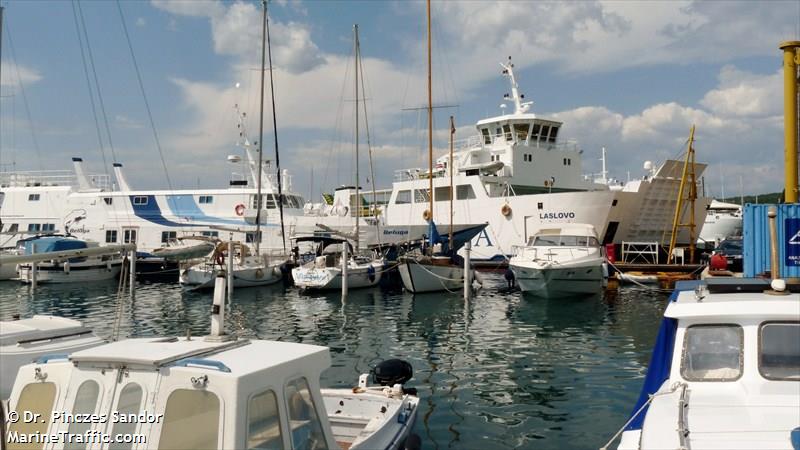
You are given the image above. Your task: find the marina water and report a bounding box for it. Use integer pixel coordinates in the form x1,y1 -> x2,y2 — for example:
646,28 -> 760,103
0,274 -> 667,450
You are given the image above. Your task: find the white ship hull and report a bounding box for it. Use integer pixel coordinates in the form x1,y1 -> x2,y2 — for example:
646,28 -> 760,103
512,264 -> 603,297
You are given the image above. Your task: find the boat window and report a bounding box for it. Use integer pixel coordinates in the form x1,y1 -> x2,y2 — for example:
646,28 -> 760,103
202,231 -> 219,238
199,195 -> 214,204
514,123 -> 530,142
8,223 -> 18,233
759,322 -> 800,381
42,224 -> 55,232
65,381 -> 100,450
530,123 -> 541,142
540,125 -> 550,144
246,231 -> 262,244
681,324 -> 743,382
286,377 -> 328,450
28,223 -> 41,232
109,383 -> 142,450
481,128 -> 491,144
158,389 -> 220,450
588,236 -> 599,246
7,382 -> 56,450
502,124 -> 511,140
532,236 -> 560,246
123,229 -> 137,244
394,190 -> 411,205
414,189 -> 430,203
133,196 -> 148,205
434,186 -> 452,202
103,197 -> 113,205
549,126 -> 559,143
106,230 -> 118,243
247,389 -> 284,450
456,184 -> 476,200
161,231 -> 177,243
28,193 -> 41,201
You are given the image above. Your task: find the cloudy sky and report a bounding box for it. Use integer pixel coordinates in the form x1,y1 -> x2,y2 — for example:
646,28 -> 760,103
1,0 -> 798,200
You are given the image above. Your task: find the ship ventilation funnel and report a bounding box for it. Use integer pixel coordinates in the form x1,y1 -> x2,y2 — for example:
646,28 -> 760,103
72,158 -> 93,191
113,163 -> 133,191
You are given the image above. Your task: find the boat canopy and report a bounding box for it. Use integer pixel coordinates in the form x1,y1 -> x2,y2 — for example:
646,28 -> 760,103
21,236 -> 87,254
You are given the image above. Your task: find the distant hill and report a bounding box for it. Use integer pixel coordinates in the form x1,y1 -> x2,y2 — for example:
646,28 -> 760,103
718,192 -> 783,205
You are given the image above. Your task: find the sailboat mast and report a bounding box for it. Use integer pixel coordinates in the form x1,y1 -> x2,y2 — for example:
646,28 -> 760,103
254,0 -> 268,255
354,24 -> 360,253
426,0 -> 433,223
265,0 -> 286,252
449,115 -> 454,246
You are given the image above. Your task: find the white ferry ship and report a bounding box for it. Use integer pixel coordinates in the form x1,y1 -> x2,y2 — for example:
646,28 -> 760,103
367,58 -> 712,263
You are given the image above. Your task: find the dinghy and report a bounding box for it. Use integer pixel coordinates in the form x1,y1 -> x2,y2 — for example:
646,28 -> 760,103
15,235 -> 122,284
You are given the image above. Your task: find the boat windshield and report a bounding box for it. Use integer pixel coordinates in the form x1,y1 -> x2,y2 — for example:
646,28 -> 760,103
528,235 -> 599,247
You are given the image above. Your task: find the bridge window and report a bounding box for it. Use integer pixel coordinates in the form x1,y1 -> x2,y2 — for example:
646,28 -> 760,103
759,322 -> 800,381
481,128 -> 491,144
549,126 -> 559,143
456,185 -> 476,200
28,194 -> 40,201
161,231 -> 177,243
530,123 -> 541,142
681,324 -> 743,381
103,197 -> 113,205
199,195 -> 214,204
28,224 -> 41,232
42,224 -> 55,232
123,229 -> 137,244
514,123 -> 530,142
133,196 -> 148,205
247,389 -> 284,450
394,190 -> 411,204
202,231 -> 219,238
414,189 -> 430,203
106,230 -> 118,243
8,223 -> 18,233
540,125 -> 550,144
502,124 -> 511,140
286,377 -> 328,450
159,389 -> 220,450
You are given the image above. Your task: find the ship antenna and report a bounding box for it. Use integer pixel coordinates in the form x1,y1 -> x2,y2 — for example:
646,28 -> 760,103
500,56 -> 533,115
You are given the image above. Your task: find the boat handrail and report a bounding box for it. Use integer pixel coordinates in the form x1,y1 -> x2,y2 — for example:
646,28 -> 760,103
0,170 -> 111,190
676,382 -> 690,448
453,133 -> 580,153
172,357 -> 232,373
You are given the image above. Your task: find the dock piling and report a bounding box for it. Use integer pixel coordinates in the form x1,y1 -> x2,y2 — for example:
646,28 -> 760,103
464,240 -> 472,300
129,249 -> 136,298
227,238 -> 234,302
342,243 -> 349,299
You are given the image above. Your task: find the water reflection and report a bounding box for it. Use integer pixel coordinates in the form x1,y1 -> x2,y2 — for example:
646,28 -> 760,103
0,275 -> 668,450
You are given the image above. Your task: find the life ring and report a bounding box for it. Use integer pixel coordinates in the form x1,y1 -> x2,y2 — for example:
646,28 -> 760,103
234,204 -> 245,216
422,209 -> 432,221
501,204 -> 512,217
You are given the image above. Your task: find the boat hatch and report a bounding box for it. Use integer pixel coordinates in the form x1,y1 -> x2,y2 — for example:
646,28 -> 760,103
68,337 -> 249,369
0,316 -> 94,346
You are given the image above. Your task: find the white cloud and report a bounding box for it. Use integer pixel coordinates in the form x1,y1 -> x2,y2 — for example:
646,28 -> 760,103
700,66 -> 783,117
135,17 -> 147,27
0,61 -> 43,88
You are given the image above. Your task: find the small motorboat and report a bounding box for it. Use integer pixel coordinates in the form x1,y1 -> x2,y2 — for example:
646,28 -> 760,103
0,315 -> 105,399
292,236 -> 384,291
509,224 -> 604,297
15,235 -> 122,284
608,278 -> 799,450
4,274 -> 420,449
180,241 -> 284,289
151,236 -> 216,261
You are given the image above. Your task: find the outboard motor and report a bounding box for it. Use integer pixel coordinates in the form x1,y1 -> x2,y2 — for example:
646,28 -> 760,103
371,359 -> 413,386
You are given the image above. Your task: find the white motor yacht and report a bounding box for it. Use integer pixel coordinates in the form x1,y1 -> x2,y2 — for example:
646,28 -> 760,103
180,241 -> 284,289
698,200 -> 743,247
509,224 -> 604,297
610,278 -> 800,450
0,315 -> 105,399
15,235 -> 122,284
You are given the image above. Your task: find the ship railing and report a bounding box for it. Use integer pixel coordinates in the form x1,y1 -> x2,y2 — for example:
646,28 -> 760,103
0,170 -> 111,190
454,134 -> 580,152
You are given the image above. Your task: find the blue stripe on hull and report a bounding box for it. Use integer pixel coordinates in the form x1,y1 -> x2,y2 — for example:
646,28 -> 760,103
166,194 -> 247,226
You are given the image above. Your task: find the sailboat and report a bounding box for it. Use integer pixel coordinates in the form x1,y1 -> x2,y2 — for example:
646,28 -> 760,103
397,4 -> 479,294
291,24 -> 385,292
180,0 -> 287,289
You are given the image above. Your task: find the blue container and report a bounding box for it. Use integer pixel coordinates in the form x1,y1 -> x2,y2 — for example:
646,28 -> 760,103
742,203 -> 800,278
